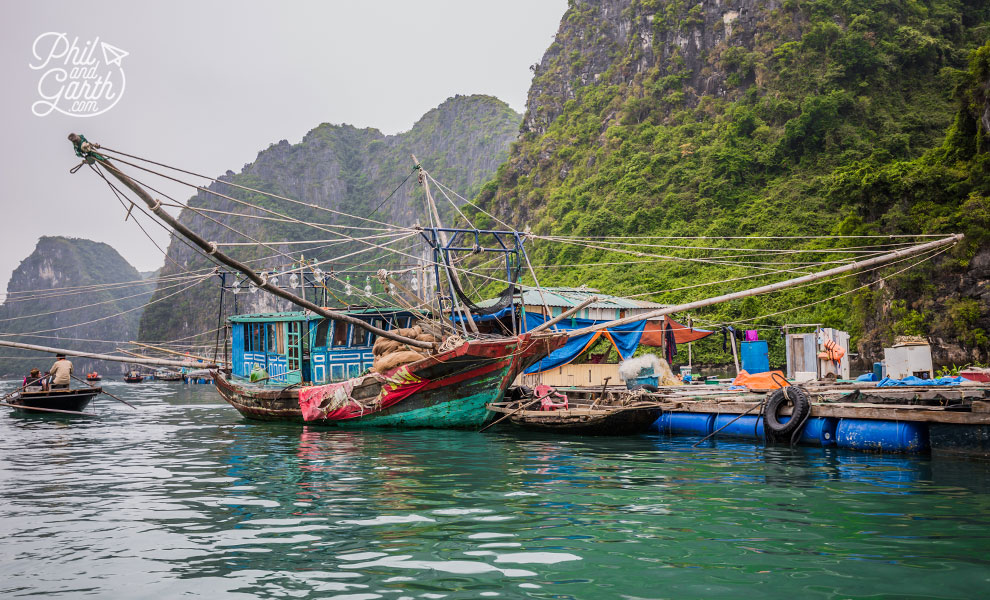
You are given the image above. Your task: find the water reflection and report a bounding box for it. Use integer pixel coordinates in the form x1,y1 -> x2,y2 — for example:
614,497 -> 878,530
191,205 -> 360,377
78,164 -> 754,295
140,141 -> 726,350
1,381 -> 989,599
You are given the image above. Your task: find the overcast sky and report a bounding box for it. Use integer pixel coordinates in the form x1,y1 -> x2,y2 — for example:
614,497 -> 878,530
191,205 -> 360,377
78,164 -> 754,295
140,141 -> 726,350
0,0 -> 566,294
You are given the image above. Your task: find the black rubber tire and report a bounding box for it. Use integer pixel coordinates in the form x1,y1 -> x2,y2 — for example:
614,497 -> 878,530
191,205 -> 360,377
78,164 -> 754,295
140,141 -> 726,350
763,386 -> 811,438
641,384 -> 659,393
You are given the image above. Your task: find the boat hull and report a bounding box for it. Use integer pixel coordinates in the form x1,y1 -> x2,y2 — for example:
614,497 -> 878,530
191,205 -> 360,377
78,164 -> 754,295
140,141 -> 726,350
11,388 -> 100,414
488,404 -> 662,435
213,333 -> 567,429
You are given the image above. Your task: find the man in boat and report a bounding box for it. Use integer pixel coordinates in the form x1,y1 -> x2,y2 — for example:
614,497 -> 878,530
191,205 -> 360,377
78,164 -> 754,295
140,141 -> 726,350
48,354 -> 73,390
23,368 -> 45,392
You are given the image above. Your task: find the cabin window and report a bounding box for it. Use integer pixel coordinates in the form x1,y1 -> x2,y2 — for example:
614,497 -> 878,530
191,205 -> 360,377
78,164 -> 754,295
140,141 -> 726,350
286,321 -> 301,371
314,320 -> 330,347
399,316 -> 412,329
332,320 -> 349,347
276,324 -> 286,354
242,324 -> 250,352
353,322 -> 368,346
265,323 -> 277,353
250,323 -> 263,352
365,318 -> 385,346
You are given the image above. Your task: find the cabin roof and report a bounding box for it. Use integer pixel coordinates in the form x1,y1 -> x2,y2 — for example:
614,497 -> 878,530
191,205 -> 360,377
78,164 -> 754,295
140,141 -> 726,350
228,307 -> 415,323
475,287 -> 668,310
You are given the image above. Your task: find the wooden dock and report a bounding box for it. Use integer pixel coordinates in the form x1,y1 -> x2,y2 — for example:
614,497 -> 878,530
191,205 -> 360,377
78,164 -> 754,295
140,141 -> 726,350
513,381 -> 990,458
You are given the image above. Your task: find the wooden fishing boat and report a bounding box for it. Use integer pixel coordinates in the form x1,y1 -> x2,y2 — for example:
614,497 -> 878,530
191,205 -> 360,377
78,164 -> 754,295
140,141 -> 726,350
487,389 -> 662,435
85,372 -> 102,382
214,330 -> 565,427
10,387 -> 100,414
123,371 -> 144,383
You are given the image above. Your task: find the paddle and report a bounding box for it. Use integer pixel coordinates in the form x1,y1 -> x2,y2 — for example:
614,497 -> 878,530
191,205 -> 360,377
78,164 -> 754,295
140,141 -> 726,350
71,374 -> 137,409
0,400 -> 98,417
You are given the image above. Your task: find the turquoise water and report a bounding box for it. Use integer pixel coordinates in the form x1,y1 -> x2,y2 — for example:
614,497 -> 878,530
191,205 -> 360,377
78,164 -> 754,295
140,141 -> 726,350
1,381 -> 989,599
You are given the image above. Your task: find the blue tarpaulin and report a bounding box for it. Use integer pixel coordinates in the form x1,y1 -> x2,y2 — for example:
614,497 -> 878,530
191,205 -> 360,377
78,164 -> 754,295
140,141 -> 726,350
521,313 -> 646,374
876,375 -> 964,387
855,372 -> 878,382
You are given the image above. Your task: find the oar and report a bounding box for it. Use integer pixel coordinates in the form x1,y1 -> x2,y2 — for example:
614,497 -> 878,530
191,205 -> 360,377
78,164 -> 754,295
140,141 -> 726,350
479,396 -> 547,433
71,373 -> 137,409
0,400 -> 98,417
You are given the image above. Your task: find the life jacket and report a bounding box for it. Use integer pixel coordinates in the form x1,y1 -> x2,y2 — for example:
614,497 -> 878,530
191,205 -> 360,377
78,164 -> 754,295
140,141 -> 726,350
817,338 -> 846,361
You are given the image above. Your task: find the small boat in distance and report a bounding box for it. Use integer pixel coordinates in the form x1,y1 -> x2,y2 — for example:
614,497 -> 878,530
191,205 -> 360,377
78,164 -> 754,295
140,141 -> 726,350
10,387 -> 101,415
124,371 -> 144,383
86,372 -> 102,382
154,368 -> 183,381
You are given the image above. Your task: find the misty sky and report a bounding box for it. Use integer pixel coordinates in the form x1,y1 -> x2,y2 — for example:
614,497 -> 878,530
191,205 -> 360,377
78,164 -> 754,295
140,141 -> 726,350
0,0 -> 567,295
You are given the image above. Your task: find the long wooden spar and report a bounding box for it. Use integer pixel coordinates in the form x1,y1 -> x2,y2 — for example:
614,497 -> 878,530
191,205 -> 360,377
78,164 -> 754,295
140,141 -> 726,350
557,233 -> 964,338
0,339 -> 218,368
69,134 -> 432,350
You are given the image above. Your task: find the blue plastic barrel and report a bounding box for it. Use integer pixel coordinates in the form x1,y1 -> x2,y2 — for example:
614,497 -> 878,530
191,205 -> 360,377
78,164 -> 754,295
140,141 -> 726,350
740,341 -> 770,374
792,417 -> 838,447
835,419 -> 930,453
713,414 -> 765,440
873,362 -> 885,381
653,412 -> 714,435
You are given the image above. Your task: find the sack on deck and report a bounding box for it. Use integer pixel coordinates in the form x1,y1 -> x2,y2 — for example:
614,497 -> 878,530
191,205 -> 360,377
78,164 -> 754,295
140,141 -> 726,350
372,350 -> 426,373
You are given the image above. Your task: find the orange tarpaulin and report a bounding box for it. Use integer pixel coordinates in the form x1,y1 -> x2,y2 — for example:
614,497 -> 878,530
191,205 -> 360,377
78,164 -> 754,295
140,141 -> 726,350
639,316 -> 714,347
731,370 -> 790,390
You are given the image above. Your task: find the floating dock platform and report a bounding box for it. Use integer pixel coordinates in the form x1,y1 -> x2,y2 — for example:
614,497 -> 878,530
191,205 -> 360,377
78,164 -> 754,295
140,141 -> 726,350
520,381 -> 990,459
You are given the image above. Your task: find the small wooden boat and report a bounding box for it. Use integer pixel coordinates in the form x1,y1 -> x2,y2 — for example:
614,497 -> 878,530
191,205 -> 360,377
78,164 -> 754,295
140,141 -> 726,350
487,388 -> 662,435
123,371 -> 144,383
9,387 -> 101,414
154,368 -> 183,381
86,372 -> 102,382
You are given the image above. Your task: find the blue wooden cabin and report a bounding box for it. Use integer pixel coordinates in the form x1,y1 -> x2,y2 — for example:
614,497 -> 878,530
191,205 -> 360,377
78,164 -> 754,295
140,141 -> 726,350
229,309 -> 418,385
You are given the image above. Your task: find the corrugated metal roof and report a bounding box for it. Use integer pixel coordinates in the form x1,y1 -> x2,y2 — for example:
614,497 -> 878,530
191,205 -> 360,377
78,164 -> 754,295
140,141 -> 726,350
476,287 -> 668,310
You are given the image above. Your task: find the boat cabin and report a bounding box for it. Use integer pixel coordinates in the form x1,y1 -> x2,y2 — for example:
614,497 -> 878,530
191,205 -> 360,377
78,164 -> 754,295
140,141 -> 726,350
229,309 -> 418,385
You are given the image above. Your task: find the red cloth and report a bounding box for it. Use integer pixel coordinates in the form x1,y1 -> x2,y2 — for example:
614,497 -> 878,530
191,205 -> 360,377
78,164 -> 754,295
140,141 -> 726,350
640,316 -> 713,346
297,366 -> 430,421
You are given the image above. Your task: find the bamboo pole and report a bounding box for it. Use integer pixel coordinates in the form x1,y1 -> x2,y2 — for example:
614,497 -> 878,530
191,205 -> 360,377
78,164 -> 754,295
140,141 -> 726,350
129,341 -> 220,365
69,134 -> 431,351
0,339 -> 215,368
729,328 -> 741,376
528,296 -> 599,333
559,234 -> 963,338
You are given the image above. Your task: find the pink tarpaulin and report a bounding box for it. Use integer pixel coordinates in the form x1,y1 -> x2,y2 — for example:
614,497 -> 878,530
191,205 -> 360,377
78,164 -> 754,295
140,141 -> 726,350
297,366 -> 431,421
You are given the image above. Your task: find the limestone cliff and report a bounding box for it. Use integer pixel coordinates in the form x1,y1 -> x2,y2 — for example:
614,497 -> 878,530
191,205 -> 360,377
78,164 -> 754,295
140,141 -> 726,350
138,94 -> 521,342
0,237 -> 151,376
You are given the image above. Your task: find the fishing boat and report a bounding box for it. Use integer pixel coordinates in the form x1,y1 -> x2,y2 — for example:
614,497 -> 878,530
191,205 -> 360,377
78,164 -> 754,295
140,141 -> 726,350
86,372 -> 102,382
9,387 -> 101,414
214,310 -> 563,426
487,387 -> 662,435
123,371 -> 144,383
154,368 -> 183,381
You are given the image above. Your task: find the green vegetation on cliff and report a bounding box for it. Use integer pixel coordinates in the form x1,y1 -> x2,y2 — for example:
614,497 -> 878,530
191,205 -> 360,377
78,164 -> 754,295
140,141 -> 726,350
475,0 -> 990,366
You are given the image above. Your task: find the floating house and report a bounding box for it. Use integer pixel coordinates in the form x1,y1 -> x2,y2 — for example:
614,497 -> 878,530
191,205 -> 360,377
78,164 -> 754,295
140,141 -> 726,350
229,308 -> 417,385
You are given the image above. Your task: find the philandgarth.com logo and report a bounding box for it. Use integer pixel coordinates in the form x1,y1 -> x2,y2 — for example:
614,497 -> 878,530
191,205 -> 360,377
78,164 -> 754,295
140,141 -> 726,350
30,32 -> 128,117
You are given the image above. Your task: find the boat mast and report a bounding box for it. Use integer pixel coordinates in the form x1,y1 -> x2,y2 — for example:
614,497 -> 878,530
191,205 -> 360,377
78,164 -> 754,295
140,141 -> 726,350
412,155 -> 479,335
69,133 -> 433,350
